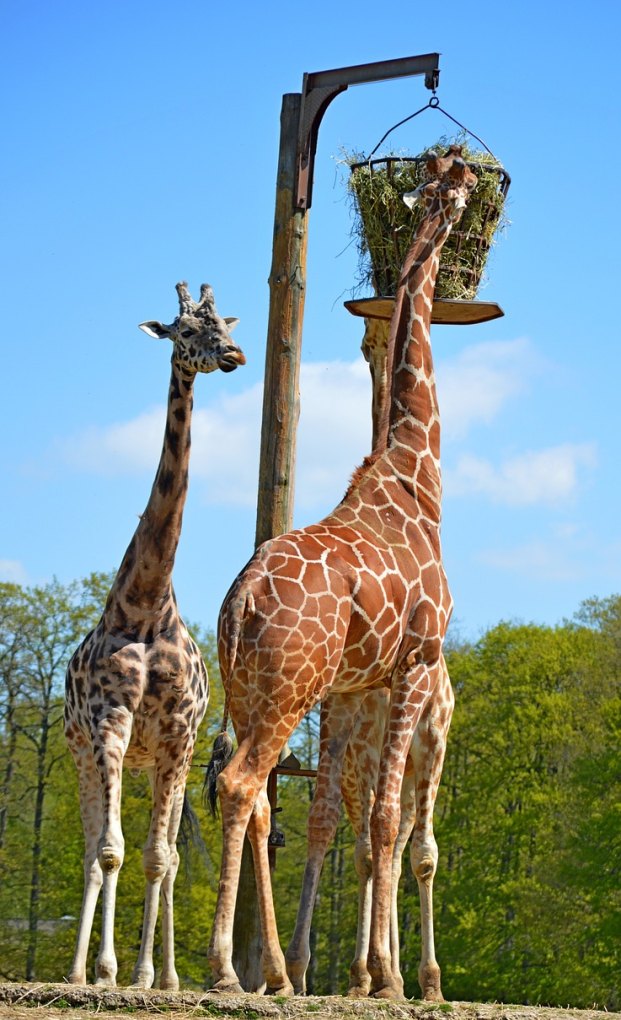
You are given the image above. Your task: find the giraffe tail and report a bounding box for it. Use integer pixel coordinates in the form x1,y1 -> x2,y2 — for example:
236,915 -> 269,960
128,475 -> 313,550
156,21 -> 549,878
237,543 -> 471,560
206,582 -> 258,815
204,730 -> 235,817
221,585 -> 256,678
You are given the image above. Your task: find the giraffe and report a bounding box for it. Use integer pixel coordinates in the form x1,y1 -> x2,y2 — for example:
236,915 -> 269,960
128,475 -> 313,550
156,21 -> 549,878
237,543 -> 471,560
207,147 -> 476,999
64,282 -> 245,989
284,317 -> 454,999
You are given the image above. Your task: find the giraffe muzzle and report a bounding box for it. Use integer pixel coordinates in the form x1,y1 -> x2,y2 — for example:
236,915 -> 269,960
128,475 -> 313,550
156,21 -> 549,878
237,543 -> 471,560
219,349 -> 246,373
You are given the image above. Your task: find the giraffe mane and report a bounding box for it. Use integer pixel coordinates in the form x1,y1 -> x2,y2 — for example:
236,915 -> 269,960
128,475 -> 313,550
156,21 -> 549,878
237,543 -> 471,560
342,450 -> 382,500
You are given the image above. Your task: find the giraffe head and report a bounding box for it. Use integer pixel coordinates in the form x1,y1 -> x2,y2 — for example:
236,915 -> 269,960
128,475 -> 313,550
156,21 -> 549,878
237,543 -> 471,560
403,145 -> 477,219
139,282 -> 246,374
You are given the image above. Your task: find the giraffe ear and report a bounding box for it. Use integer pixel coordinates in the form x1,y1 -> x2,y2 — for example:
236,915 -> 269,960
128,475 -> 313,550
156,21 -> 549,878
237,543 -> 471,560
224,317 -> 240,331
139,320 -> 172,340
403,186 -> 423,210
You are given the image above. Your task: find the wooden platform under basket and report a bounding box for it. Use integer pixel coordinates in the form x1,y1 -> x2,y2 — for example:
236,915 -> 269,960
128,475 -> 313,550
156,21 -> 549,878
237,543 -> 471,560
344,295 -> 504,326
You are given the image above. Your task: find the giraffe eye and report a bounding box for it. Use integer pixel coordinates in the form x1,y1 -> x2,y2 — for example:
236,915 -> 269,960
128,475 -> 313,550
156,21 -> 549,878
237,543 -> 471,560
180,329 -> 194,339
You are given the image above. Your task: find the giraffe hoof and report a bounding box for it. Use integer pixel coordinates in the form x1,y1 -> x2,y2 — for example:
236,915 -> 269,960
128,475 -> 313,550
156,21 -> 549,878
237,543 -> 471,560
347,985 -> 371,998
206,980 -> 245,995
422,989 -> 445,1003
371,984 -> 404,1001
266,982 -> 294,997
66,974 -> 87,986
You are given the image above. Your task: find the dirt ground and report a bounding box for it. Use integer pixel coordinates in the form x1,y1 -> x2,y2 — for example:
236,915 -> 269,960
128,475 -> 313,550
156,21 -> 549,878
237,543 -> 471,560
0,984 -> 618,1020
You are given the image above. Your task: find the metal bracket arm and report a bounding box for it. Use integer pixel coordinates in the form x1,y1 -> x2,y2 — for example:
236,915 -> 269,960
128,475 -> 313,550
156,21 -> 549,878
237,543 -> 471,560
295,53 -> 440,209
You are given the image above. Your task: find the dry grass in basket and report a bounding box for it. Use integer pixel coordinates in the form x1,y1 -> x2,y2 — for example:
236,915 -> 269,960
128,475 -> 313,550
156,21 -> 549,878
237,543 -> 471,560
346,137 -> 510,301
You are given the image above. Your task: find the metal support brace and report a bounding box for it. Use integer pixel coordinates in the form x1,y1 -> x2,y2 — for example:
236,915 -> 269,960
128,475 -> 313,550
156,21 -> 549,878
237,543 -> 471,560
296,53 -> 441,209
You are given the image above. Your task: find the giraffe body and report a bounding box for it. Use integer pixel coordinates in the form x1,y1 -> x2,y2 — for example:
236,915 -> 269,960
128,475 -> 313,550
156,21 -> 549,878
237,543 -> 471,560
64,283 -> 245,988
209,150 -> 476,999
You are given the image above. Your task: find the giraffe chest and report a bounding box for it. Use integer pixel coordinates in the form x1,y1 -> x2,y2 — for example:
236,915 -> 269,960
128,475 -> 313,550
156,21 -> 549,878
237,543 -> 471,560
65,628 -> 208,765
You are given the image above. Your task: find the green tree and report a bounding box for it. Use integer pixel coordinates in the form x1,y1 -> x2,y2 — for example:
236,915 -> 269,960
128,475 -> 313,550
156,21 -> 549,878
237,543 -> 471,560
0,575 -> 113,979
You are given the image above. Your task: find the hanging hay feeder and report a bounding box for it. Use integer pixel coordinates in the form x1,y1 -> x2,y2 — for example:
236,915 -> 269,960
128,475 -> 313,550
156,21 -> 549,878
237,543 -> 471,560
344,140 -> 510,325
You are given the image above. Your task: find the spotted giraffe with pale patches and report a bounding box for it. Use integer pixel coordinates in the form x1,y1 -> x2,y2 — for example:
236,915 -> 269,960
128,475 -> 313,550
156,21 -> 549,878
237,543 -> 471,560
64,282 -> 245,989
208,147 -> 476,1000
286,313 -> 454,998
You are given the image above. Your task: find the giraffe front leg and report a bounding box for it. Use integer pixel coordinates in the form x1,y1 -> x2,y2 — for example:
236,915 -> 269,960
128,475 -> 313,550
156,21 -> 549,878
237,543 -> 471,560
368,657 -> 440,1000
130,766 -> 183,989
93,712 -> 132,986
159,784 -> 186,991
386,758 -> 418,999
66,746 -> 104,985
410,665 -> 454,1002
287,693 -> 360,994
348,826 -> 373,997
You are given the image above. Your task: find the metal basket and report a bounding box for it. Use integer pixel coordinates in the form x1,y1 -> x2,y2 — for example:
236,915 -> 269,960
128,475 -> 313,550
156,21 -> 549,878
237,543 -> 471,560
349,154 -> 510,301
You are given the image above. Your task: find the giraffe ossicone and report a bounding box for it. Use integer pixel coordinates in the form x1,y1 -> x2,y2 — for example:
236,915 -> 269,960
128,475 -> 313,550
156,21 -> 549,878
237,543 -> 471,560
207,148 -> 476,1000
64,283 -> 244,989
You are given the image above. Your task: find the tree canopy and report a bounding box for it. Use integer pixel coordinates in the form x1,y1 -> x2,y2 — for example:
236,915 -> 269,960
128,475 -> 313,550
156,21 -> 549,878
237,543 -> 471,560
0,577 -> 618,1008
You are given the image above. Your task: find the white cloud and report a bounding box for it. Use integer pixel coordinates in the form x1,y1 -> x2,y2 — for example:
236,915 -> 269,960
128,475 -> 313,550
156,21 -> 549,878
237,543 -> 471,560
436,337 -> 538,440
191,383 -> 262,506
444,443 -> 597,506
58,406 -> 166,475
0,560 -> 29,584
54,362 -> 372,512
52,340 -> 576,514
296,359 -> 372,508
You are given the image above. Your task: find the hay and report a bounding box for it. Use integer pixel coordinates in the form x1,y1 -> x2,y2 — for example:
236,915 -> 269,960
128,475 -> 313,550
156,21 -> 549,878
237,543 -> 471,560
346,137 -> 509,301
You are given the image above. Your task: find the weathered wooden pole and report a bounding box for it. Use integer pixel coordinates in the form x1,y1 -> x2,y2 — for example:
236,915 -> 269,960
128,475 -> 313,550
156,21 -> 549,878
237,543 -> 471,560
232,92 -> 308,992
255,92 -> 308,547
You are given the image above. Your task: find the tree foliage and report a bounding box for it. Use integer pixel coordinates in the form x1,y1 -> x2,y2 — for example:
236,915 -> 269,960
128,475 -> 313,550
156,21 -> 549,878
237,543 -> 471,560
0,578 -> 618,1008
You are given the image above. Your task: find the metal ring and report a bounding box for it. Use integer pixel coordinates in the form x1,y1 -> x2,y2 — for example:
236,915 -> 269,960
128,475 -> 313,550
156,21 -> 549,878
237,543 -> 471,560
429,96 -> 440,108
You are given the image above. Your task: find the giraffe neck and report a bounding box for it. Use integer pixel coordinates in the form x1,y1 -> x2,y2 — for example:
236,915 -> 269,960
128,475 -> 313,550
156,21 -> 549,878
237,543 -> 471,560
376,202 -> 455,520
104,357 -> 195,628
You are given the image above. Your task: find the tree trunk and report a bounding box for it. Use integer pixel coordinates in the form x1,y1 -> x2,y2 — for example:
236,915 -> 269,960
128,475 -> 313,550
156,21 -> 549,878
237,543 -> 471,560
0,693 -> 17,850
26,712 -> 49,980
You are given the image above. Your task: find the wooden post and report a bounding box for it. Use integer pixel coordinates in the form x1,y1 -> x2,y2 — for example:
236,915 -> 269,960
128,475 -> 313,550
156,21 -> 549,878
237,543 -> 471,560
255,92 -> 308,547
232,91 -> 309,993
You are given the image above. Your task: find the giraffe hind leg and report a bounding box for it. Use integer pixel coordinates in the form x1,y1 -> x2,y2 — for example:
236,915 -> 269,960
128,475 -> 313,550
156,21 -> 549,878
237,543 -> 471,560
247,786 -> 293,995
207,735 -> 287,994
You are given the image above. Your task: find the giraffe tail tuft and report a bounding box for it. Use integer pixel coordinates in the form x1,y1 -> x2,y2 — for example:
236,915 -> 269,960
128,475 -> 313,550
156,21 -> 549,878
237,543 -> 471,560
204,730 -> 235,817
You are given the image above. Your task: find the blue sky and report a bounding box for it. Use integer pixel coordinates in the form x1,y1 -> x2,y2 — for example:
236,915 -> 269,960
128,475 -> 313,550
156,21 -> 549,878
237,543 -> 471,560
2,0 -> 620,641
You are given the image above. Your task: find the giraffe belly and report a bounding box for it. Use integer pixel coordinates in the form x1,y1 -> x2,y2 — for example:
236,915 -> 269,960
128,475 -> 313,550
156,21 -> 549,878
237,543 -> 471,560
124,741 -> 157,770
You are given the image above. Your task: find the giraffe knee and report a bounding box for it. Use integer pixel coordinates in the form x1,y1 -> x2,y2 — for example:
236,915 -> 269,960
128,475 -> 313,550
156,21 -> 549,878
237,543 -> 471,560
410,837 -> 438,884
307,800 -> 341,848
354,836 -> 372,880
216,766 -> 253,811
143,842 -> 170,882
97,839 -> 124,874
